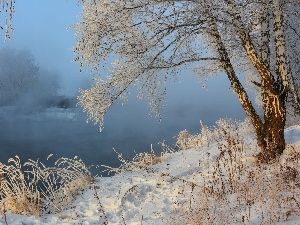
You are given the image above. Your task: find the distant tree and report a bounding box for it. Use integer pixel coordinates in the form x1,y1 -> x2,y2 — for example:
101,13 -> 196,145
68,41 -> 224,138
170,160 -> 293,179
73,0 -> 300,163
0,47 -> 61,110
0,47 -> 39,105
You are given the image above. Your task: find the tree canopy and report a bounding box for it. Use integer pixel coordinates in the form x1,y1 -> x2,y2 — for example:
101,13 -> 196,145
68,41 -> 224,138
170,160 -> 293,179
73,0 -> 300,162
73,0 -> 299,120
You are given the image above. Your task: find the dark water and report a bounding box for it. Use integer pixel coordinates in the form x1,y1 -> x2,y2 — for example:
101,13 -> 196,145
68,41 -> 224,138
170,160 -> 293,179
0,118 -> 173,176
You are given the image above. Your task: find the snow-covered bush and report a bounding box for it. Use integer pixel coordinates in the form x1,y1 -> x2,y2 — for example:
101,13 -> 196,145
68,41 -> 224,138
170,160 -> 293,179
0,155 -> 93,215
176,118 -> 254,150
175,121 -> 213,150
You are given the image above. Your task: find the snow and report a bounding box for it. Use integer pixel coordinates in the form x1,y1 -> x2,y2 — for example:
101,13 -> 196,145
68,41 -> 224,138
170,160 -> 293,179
1,125 -> 300,225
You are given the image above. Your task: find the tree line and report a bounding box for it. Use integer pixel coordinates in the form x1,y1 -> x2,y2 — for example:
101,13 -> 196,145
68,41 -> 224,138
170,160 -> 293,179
0,47 -> 75,112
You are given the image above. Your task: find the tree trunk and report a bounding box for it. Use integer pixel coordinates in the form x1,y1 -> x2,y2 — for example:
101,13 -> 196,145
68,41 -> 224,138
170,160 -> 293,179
256,91 -> 286,163
255,0 -> 289,163
205,0 -> 288,163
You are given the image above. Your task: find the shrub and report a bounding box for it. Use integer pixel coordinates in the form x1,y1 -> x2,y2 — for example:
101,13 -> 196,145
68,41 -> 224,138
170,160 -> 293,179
102,144 -> 176,176
176,118 -> 254,150
0,155 -> 93,216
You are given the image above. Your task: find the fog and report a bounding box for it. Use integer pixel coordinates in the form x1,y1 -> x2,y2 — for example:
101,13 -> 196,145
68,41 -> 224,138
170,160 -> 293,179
0,1 -> 248,175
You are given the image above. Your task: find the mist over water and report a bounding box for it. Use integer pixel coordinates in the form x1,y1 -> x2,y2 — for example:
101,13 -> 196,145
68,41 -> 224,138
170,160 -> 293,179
0,75 -> 247,176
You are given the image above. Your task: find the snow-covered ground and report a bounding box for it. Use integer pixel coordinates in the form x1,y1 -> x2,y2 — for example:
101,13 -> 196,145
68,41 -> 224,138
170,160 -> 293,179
1,125 -> 300,225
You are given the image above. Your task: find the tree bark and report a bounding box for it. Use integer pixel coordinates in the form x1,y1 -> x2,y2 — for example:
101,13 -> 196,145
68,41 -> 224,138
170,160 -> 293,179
206,0 -> 288,163
260,0 -> 271,69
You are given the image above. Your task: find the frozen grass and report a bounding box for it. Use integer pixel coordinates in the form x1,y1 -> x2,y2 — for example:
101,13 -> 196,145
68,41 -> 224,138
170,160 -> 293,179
108,118 -> 300,224
102,144 -> 175,175
0,155 -> 93,216
172,126 -> 300,224
176,118 -> 254,150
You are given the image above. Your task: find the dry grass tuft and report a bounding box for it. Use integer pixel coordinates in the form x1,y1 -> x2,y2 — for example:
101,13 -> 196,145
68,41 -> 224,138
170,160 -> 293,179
0,155 -> 93,216
102,144 -> 173,175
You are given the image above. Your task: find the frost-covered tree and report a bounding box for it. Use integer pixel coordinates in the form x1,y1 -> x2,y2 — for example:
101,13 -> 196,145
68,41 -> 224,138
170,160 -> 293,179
73,0 -> 300,163
0,47 -> 61,109
0,47 -> 39,105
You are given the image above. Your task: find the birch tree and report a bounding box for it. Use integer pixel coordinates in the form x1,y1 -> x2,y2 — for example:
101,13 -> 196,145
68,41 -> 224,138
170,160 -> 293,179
73,0 -> 300,163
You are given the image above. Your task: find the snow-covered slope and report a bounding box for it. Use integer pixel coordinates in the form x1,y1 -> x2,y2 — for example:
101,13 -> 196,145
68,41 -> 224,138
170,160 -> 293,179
2,125 -> 300,225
